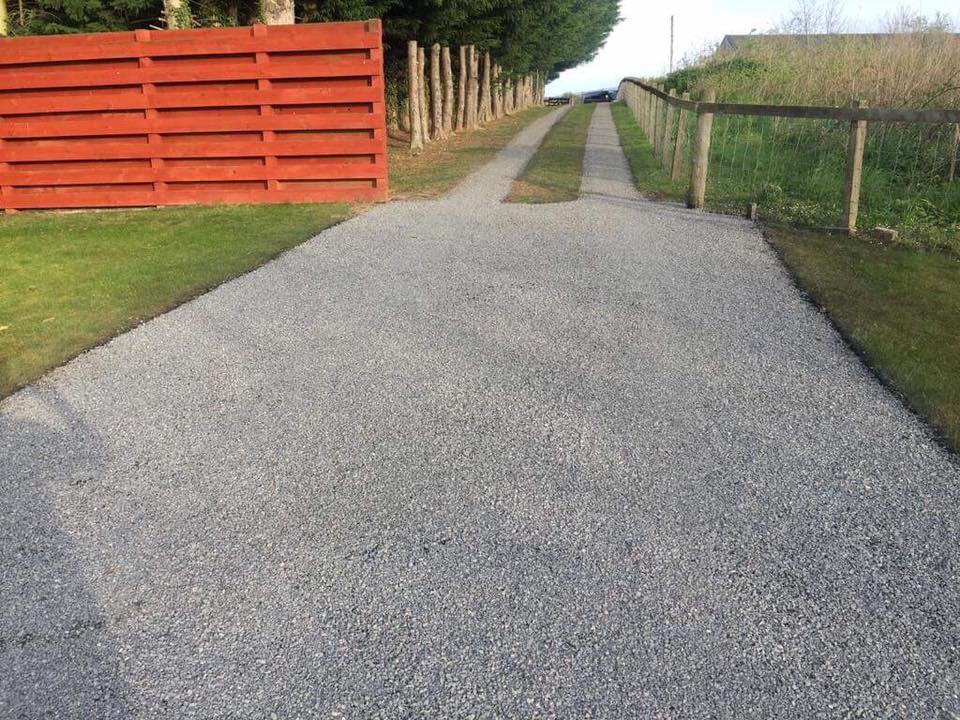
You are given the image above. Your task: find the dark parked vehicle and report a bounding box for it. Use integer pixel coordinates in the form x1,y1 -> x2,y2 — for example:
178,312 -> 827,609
582,90 -> 616,103
546,96 -> 571,106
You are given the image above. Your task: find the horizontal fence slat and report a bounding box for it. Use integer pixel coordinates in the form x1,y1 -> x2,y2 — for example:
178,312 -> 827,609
0,162 -> 386,186
2,139 -> 382,162
0,20 -> 388,210
3,185 -> 387,209
620,77 -> 960,124
0,23 -> 381,65
1,113 -> 384,139
0,87 -> 381,116
0,59 -> 381,92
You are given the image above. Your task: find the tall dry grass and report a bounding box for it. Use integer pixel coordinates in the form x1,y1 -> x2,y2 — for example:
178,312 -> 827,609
672,33 -> 960,109
658,33 -> 960,250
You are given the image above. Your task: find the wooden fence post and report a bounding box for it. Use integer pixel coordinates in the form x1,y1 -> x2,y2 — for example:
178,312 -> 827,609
661,89 -> 676,169
407,40 -> 423,152
842,99 -> 867,234
652,84 -> 662,155
430,43 -> 443,140
671,91 -> 690,182
687,88 -> 716,209
643,87 -> 651,137
455,46 -> 467,131
949,123 -> 959,182
418,45 -> 429,142
441,46 -> 454,135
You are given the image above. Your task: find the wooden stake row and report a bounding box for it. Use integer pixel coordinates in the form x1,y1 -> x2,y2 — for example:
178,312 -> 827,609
405,40 -> 544,153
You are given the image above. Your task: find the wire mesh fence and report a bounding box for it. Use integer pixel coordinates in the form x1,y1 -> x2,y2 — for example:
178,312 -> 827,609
618,80 -> 960,250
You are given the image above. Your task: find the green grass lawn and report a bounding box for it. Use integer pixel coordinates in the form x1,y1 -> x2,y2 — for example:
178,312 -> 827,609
1,107 -> 558,399
611,99 -> 960,453
767,228 -> 960,452
506,104 -> 595,203
0,203 -> 352,398
610,101 -> 683,202
389,106 -> 554,199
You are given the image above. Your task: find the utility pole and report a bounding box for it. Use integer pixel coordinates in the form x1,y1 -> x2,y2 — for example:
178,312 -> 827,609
669,15 -> 675,73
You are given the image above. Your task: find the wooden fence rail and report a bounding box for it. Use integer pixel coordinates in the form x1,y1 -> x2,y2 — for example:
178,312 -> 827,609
0,21 -> 388,212
618,77 -> 960,233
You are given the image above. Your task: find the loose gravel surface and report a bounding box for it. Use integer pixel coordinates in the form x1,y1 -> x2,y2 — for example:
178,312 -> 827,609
2,104 -> 959,718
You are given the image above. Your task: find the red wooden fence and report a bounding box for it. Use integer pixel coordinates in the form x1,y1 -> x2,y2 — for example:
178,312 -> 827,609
0,20 -> 388,211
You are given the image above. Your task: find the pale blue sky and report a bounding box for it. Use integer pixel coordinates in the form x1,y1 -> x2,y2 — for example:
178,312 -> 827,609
546,0 -> 960,94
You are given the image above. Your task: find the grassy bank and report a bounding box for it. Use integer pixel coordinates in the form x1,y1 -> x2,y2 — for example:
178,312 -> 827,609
389,106 -> 554,199
768,228 -> 960,451
611,98 -> 960,453
656,34 -> 960,251
0,204 -> 352,398
506,104 -> 595,203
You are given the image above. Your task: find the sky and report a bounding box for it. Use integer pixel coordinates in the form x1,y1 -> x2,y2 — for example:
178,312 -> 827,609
546,0 -> 960,95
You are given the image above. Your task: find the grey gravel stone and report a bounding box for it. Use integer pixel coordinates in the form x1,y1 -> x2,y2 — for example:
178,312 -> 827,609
1,103 -> 959,718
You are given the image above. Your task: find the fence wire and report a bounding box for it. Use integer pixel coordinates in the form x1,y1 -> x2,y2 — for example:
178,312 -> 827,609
618,84 -> 960,248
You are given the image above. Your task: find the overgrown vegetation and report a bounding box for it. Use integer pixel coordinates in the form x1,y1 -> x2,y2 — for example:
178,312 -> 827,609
668,33 -> 960,109
639,25 -> 960,250
390,106 -> 553,198
506,104 -> 595,203
0,204 -> 352,398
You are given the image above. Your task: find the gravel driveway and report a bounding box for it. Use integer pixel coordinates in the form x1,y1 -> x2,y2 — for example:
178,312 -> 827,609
2,104 -> 959,718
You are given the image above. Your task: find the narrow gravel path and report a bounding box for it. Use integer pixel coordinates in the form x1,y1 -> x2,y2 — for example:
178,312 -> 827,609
2,104 -> 959,719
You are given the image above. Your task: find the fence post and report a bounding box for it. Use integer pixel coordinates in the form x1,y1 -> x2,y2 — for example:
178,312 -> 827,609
652,84 -> 662,155
643,90 -> 653,140
661,89 -> 676,169
671,91 -> 690,182
407,40 -> 424,152
842,99 -> 867,234
949,122 -> 959,183
640,86 -> 647,135
687,88 -> 716,209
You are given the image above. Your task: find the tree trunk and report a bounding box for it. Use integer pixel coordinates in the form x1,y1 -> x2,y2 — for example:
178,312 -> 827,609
514,76 -> 522,111
430,43 -> 443,140
260,0 -> 291,25
479,50 -> 492,124
492,64 -> 502,119
0,0 -> 8,36
407,41 -> 424,153
455,45 -> 467,132
504,77 -> 513,115
441,47 -> 454,136
164,0 -> 191,28
466,46 -> 479,130
418,45 -> 430,142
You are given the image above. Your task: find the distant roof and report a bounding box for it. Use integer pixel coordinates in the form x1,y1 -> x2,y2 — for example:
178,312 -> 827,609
718,33 -> 960,51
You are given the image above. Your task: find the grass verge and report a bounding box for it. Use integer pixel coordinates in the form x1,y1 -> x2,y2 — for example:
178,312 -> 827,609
610,100 -> 960,453
0,203 -> 352,398
1,107 -> 554,398
767,228 -> 960,452
609,101 -> 684,202
389,106 -> 554,199
505,104 -> 596,203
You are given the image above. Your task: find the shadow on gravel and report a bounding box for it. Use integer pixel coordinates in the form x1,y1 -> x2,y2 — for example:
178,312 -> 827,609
0,390 -> 131,717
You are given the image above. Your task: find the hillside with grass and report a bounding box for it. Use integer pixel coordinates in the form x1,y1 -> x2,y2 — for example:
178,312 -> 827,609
659,32 -> 960,251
